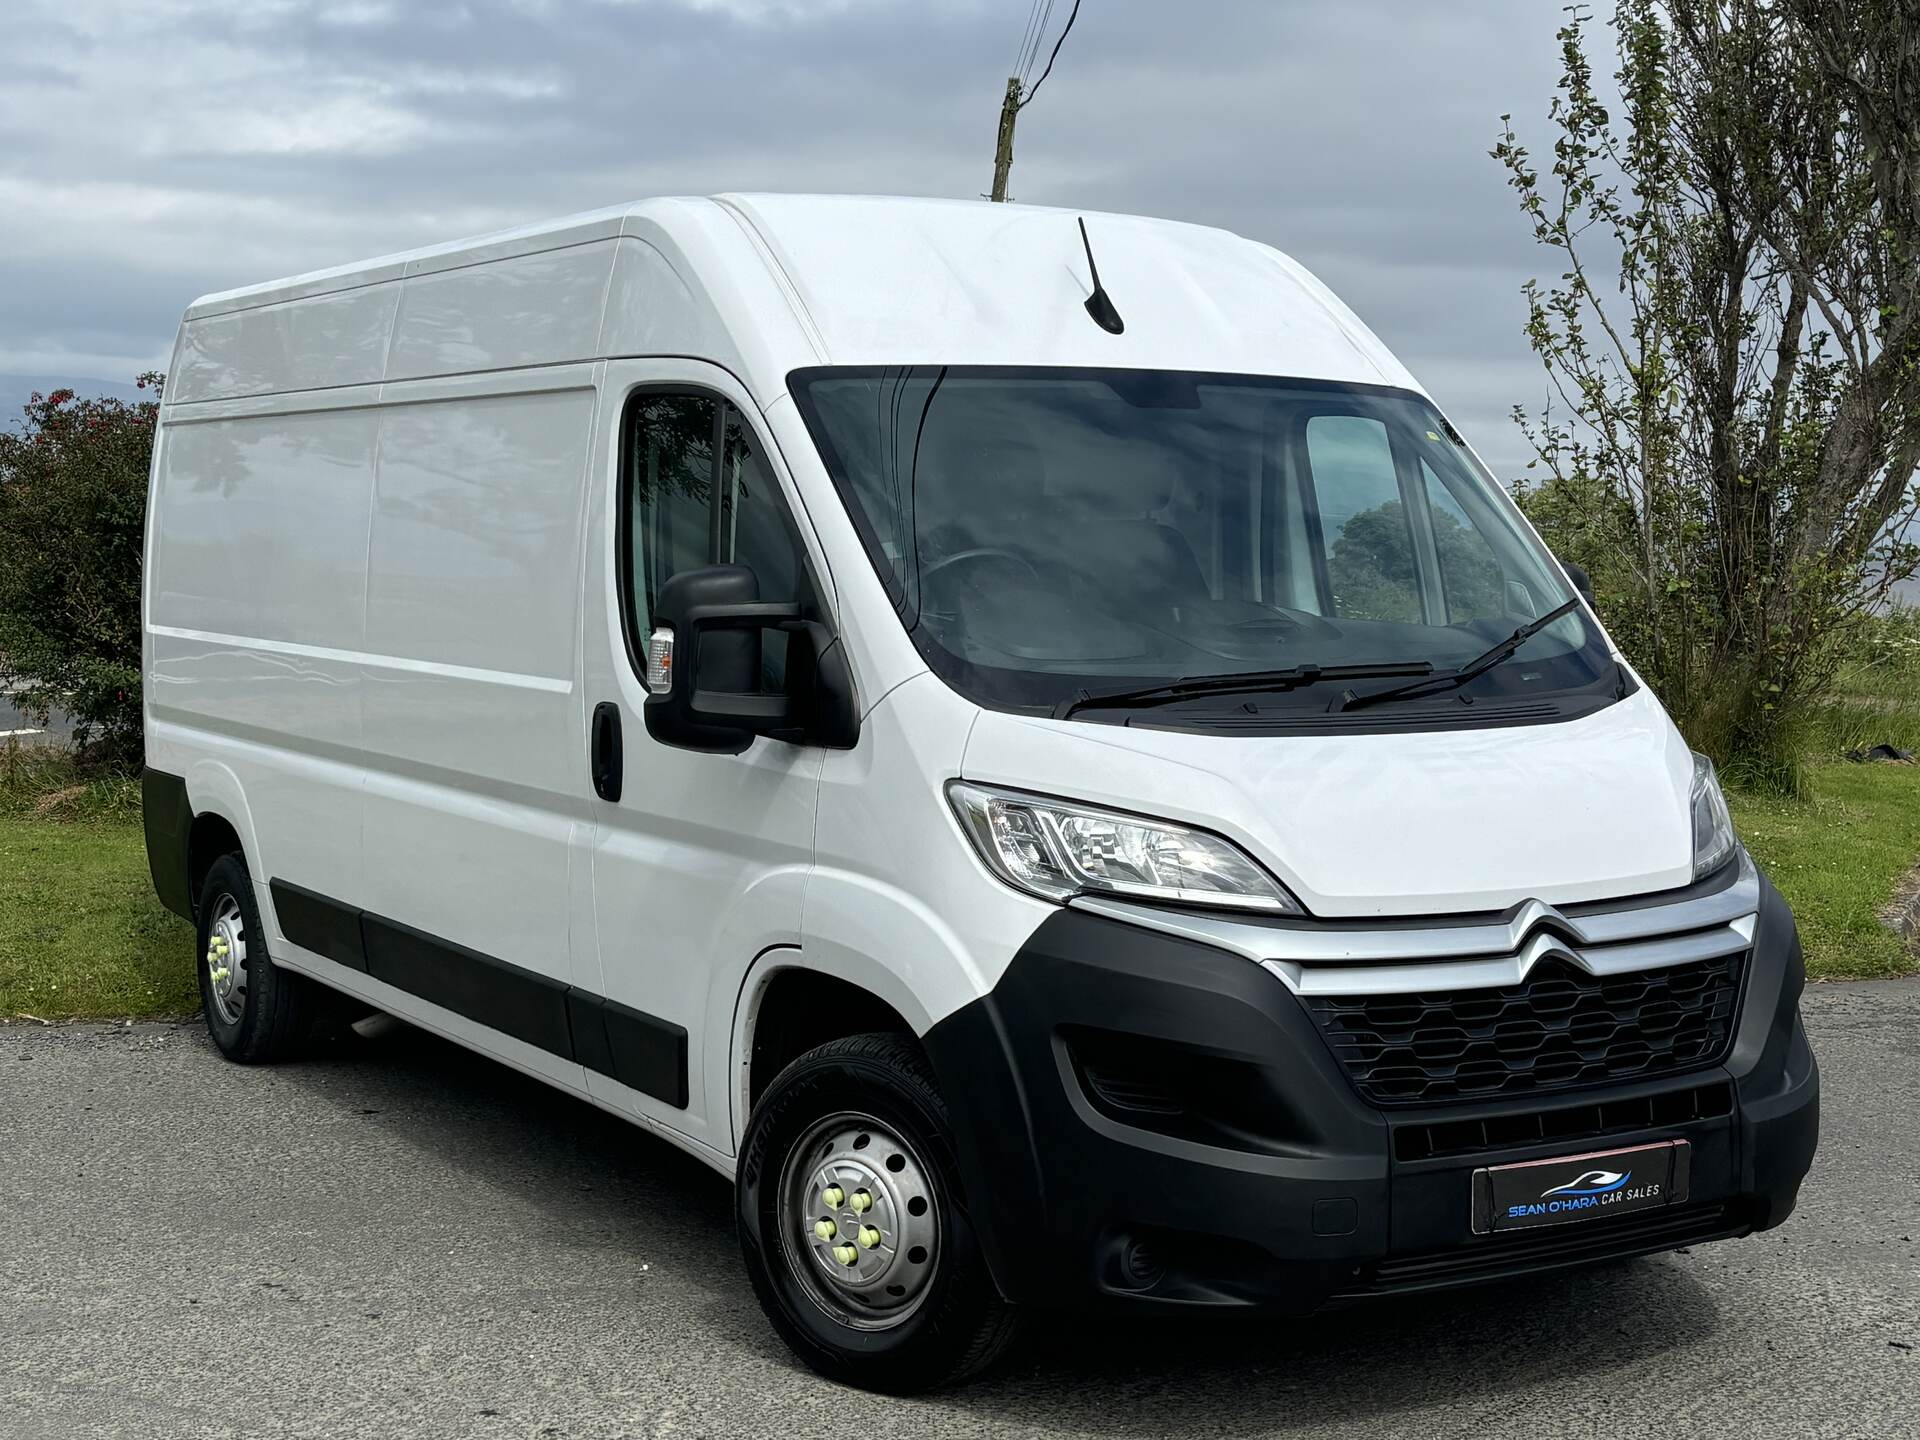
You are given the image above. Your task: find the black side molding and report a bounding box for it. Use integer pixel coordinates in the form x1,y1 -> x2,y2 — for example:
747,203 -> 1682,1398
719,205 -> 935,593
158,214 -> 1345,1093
362,911 -> 574,1059
600,999 -> 691,1108
269,880 -> 368,973
142,769 -> 194,920
270,880 -> 689,1108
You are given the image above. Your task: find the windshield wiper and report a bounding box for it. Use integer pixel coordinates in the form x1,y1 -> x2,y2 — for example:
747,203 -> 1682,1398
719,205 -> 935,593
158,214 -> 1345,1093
1334,598 -> 1584,714
1053,661 -> 1435,720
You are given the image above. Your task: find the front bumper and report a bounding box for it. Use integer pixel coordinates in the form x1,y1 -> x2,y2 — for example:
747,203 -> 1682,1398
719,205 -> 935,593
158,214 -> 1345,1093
922,870 -> 1818,1311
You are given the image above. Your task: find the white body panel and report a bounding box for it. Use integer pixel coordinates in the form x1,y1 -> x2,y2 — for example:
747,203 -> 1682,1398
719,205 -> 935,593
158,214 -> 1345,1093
355,372 -> 597,995
145,193 -> 1703,1179
960,684 -> 1697,919
576,358 -> 822,1153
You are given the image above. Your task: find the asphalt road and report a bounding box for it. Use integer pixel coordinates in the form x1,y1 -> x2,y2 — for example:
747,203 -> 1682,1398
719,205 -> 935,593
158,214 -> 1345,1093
2,984 -> 1915,1440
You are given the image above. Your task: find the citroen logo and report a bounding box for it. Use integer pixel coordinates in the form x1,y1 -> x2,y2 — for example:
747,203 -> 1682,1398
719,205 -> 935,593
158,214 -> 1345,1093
1509,899 -> 1576,943
1505,900 -> 1588,980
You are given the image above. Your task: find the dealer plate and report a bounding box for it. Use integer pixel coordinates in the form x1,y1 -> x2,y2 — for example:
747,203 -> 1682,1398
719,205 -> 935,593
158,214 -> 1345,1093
1471,1140 -> 1690,1235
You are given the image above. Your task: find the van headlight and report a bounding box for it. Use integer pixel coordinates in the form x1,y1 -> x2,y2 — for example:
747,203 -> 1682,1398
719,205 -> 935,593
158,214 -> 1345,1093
947,782 -> 1300,913
1690,753 -> 1738,880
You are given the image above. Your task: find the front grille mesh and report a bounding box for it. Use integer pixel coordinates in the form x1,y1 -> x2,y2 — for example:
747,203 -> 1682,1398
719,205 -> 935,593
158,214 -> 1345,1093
1306,954 -> 1745,1106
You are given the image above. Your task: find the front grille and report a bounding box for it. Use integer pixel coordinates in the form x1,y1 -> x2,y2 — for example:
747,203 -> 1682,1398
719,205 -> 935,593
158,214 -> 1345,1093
1337,1203 -> 1748,1298
1307,954 -> 1746,1107
1392,1079 -> 1734,1161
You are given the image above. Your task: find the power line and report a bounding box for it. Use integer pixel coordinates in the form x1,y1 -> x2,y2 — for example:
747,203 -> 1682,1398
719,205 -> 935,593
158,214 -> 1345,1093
1012,0 -> 1045,81
1021,0 -> 1057,84
1018,0 -> 1081,109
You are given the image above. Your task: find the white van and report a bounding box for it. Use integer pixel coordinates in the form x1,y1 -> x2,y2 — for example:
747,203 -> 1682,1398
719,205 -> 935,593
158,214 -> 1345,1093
142,194 -> 1818,1391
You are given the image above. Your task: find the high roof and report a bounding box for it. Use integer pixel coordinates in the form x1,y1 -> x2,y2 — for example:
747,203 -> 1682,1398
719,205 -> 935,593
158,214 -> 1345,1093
716,194 -> 1415,389
169,194 -> 1419,408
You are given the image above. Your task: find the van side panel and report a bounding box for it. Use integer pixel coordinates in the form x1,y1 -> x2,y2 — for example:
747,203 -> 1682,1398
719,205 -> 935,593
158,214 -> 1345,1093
354,375 -> 598,1000
386,243 -> 615,382
146,400 -> 377,910
150,406 -> 377,651
168,287 -> 399,404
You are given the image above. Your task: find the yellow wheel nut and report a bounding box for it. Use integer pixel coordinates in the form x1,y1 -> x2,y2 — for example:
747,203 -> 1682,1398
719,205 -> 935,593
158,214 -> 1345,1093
858,1226 -> 881,1249
812,1219 -> 837,1241
832,1244 -> 859,1266
850,1190 -> 873,1213
821,1185 -> 845,1207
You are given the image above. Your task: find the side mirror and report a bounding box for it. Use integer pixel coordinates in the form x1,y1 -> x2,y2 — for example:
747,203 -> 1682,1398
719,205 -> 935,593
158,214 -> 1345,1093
643,564 -> 858,755
1561,561 -> 1597,609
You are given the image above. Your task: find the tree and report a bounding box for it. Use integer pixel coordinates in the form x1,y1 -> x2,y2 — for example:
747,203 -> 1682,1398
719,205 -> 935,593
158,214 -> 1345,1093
1328,501 -> 1510,624
1494,0 -> 1920,790
0,376 -> 161,768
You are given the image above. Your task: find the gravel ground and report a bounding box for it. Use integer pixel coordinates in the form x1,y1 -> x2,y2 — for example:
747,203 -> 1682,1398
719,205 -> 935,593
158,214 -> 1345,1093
1,982 -> 1914,1439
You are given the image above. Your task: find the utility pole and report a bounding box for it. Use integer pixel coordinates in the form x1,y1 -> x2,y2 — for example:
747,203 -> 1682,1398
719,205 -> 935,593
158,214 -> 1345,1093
988,0 -> 1082,202
990,76 -> 1022,203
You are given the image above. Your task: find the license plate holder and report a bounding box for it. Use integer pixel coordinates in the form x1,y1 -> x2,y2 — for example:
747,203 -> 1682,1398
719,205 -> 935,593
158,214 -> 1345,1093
1472,1140 -> 1690,1235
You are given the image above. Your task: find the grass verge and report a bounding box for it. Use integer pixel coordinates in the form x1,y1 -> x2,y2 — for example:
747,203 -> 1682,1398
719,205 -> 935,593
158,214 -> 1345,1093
1,814 -> 196,1019
1,742 -> 195,1019
1727,760 -> 1920,981
1,742 -> 1914,1022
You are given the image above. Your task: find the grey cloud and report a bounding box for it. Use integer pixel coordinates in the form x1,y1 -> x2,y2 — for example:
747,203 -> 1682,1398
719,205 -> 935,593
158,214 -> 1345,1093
0,0 -> 1575,475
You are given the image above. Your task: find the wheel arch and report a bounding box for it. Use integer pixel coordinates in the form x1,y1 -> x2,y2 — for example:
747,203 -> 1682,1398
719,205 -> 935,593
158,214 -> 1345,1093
181,761 -> 264,916
731,948 -> 933,1152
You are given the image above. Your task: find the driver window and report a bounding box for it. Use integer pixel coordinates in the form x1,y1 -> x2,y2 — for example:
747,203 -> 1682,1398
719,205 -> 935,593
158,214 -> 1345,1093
625,391 -> 804,691
629,394 -> 716,627
721,408 -> 796,688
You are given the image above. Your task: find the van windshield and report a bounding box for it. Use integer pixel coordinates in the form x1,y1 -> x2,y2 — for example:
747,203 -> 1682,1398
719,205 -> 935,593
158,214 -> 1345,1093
789,367 -> 1619,724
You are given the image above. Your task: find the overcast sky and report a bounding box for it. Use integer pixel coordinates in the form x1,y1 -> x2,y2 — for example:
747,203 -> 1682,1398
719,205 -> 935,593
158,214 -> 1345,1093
0,0 -> 1574,477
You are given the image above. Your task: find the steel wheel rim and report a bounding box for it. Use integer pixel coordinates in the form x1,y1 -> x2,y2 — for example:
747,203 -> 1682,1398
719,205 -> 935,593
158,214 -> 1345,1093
204,894 -> 250,1026
777,1110 -> 942,1331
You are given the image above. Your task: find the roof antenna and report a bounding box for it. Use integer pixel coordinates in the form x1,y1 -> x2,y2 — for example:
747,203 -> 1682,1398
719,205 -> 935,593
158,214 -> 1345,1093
1077,218 -> 1125,335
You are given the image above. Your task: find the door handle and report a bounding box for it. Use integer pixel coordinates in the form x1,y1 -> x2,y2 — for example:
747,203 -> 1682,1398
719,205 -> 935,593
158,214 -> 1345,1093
591,701 -> 624,802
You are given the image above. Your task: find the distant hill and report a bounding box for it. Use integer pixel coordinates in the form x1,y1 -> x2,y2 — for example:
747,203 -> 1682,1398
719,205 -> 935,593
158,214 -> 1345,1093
0,374 -> 148,429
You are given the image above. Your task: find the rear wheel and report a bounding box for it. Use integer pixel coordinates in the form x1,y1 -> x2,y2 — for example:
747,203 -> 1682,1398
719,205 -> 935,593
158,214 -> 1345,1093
195,853 -> 321,1063
737,1033 -> 1018,1392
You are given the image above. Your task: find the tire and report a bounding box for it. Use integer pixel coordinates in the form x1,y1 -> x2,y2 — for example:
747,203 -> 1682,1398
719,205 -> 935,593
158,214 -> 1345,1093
195,853 -> 321,1064
737,1032 -> 1019,1392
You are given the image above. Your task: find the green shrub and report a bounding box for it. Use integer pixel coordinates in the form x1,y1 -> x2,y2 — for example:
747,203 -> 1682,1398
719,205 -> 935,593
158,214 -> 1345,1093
0,376 -> 160,772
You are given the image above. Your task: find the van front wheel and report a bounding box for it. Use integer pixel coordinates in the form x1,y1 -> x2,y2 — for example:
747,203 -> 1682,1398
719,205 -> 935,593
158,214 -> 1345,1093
736,1033 -> 1017,1392
195,853 -> 319,1063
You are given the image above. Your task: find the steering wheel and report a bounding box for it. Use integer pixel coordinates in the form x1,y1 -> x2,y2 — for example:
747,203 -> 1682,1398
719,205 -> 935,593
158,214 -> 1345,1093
920,547 -> 1044,585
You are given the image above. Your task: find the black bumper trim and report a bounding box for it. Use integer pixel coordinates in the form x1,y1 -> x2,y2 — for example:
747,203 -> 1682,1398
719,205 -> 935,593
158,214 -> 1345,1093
141,768 -> 194,921
924,873 -> 1818,1313
1337,1201 -> 1750,1299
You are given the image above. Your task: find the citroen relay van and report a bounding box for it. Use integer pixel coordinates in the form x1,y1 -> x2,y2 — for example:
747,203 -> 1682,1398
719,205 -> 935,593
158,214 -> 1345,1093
142,194 -> 1818,1392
